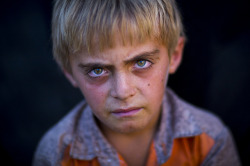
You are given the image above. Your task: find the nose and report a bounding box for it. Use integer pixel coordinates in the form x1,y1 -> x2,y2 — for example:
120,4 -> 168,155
110,72 -> 136,100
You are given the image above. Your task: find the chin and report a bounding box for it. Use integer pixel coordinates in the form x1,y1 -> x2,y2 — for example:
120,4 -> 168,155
113,122 -> 147,134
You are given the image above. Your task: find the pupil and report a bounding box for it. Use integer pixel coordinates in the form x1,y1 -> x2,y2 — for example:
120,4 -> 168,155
138,60 -> 145,66
94,68 -> 102,74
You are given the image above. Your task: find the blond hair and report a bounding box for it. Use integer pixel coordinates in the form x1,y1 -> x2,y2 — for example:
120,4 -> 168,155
52,0 -> 184,71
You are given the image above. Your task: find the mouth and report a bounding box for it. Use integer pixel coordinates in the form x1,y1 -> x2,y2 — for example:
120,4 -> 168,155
111,107 -> 142,117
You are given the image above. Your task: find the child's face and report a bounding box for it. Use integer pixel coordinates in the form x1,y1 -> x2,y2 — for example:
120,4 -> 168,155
65,39 -> 182,135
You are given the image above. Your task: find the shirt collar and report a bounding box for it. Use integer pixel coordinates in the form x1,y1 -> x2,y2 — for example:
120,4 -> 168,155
154,88 -> 202,164
68,88 -> 202,164
69,105 -> 121,165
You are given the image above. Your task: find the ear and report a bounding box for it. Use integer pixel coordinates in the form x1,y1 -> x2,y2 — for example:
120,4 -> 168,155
63,69 -> 78,87
169,37 -> 185,74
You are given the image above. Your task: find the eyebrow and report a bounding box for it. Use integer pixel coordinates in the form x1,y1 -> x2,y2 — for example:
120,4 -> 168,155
78,49 -> 160,69
78,62 -> 112,69
124,49 -> 160,64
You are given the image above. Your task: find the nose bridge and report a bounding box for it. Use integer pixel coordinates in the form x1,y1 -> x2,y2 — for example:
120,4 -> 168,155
111,71 -> 135,100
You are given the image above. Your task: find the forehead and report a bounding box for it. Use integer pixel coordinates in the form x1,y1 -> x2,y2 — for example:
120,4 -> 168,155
76,40 -> 164,62
80,27 -> 161,56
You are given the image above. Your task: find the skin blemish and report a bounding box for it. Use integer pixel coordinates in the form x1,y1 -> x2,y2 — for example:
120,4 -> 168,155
148,83 -> 150,86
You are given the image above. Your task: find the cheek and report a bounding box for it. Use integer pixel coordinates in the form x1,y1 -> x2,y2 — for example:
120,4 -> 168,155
140,77 -> 164,100
150,68 -> 168,88
142,68 -> 168,100
79,81 -> 108,107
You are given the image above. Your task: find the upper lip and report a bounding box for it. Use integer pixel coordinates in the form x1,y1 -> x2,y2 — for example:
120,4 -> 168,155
112,107 -> 141,113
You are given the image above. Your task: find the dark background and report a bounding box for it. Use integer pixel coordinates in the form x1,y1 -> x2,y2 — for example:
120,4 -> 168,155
0,0 -> 249,165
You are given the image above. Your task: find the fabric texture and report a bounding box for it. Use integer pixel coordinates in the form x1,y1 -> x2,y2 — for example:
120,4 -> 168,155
33,88 -> 240,166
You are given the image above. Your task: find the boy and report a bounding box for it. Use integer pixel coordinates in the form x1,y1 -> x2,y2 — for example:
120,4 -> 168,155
33,0 -> 240,165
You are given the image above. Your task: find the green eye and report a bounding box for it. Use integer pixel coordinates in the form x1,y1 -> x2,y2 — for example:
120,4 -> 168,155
93,68 -> 103,75
88,68 -> 105,77
134,60 -> 152,70
137,60 -> 146,67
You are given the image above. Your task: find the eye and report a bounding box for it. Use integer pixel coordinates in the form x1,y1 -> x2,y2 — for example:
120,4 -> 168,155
135,60 -> 152,69
88,68 -> 107,77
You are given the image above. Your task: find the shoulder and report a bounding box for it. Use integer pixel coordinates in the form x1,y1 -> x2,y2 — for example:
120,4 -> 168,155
32,101 -> 87,166
166,88 -> 226,139
181,99 -> 225,138
166,89 -> 240,165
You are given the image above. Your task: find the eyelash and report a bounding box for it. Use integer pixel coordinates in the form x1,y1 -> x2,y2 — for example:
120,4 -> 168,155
86,59 -> 153,78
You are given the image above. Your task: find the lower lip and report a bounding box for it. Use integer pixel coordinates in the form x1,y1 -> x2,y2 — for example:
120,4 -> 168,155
112,108 -> 142,117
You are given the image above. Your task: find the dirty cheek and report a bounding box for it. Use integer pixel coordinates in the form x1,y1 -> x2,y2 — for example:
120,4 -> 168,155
81,82 -> 107,101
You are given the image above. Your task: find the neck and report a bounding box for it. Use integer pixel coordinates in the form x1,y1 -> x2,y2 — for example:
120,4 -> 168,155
97,114 -> 161,166
109,125 -> 157,166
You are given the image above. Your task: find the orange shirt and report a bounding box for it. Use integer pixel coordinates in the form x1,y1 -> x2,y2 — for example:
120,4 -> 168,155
61,133 -> 214,166
33,89 -> 240,166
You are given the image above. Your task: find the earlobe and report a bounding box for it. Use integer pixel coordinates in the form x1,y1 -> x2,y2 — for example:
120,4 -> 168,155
63,69 -> 78,87
169,37 -> 185,74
